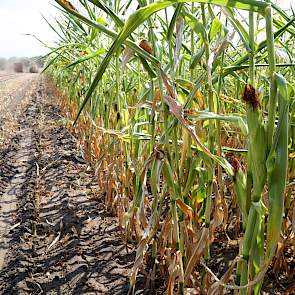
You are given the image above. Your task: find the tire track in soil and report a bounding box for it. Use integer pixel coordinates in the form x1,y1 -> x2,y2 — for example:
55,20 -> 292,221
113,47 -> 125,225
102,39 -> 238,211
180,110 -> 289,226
0,78 -> 144,294
0,83 -> 40,294
0,118 -> 35,270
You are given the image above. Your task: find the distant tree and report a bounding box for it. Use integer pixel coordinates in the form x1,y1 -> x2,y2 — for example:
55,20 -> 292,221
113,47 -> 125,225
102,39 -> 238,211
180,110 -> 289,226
19,57 -> 30,71
13,62 -> 23,73
8,56 -> 18,64
30,55 -> 46,69
0,58 -> 7,70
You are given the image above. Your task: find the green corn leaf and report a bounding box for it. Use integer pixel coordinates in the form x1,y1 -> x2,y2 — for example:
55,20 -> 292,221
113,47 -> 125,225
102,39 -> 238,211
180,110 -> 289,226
167,3 -> 184,40
67,0 -> 268,123
42,53 -> 65,73
190,110 -> 248,134
64,48 -> 106,69
222,7 -> 251,52
163,159 -> 176,195
193,21 -> 208,42
266,74 -> 292,260
139,56 -> 157,78
87,0 -> 124,27
219,16 -> 295,80
209,18 -> 222,42
54,0 -> 160,66
190,46 -> 205,69
233,169 -> 247,223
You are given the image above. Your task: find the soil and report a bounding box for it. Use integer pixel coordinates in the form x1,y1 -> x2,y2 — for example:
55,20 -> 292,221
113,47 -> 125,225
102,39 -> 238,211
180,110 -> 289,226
0,76 -> 141,294
0,72 -> 38,148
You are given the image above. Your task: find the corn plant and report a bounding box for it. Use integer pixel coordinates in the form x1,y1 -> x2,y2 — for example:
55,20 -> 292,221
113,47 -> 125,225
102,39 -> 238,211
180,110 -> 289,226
44,0 -> 294,293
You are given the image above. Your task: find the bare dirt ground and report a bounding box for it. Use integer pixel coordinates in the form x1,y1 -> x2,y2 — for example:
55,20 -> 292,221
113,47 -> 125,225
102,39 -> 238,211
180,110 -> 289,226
0,72 -> 38,147
0,74 -> 140,294
0,71 -> 37,113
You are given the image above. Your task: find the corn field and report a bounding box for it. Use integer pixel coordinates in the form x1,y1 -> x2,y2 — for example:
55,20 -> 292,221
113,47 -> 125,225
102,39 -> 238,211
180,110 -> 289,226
44,0 -> 295,293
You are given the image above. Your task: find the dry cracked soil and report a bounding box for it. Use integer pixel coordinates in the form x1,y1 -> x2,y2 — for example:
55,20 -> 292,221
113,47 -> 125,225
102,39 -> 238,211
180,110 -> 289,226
0,74 -> 144,295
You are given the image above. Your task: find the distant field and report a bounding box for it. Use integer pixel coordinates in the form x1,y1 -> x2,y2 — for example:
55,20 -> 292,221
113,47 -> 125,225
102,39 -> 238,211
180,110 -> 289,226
0,71 -> 37,115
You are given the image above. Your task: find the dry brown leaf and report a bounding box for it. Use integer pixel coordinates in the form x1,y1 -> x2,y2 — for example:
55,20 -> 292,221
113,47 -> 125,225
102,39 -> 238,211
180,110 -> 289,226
207,255 -> 240,295
184,228 -> 209,284
129,238 -> 148,290
122,47 -> 135,69
139,39 -> 153,55
161,70 -> 177,99
176,199 -> 194,220
60,0 -> 78,11
211,179 -> 224,231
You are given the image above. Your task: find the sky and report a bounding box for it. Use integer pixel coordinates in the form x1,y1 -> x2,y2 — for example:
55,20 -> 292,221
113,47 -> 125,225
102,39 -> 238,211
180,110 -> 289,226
0,0 -> 56,58
0,0 -> 293,59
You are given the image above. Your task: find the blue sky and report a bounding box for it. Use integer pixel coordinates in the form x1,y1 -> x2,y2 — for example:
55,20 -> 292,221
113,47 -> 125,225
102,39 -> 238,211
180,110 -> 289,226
0,0 -> 293,58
